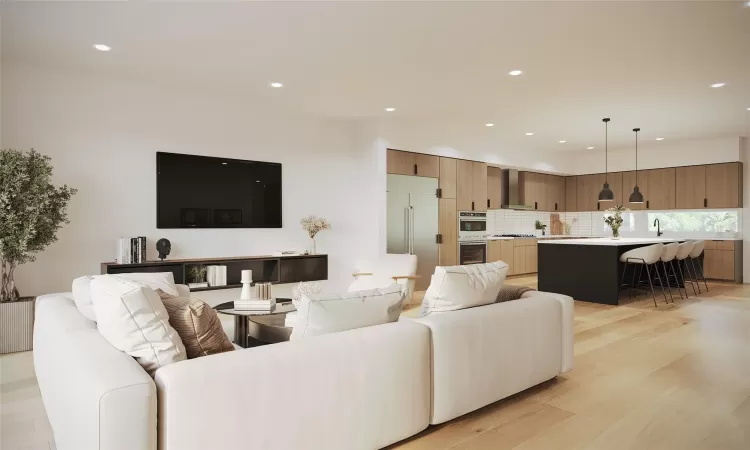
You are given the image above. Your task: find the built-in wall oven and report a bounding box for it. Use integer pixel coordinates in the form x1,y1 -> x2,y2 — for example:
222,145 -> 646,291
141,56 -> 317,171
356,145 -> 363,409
458,212 -> 487,265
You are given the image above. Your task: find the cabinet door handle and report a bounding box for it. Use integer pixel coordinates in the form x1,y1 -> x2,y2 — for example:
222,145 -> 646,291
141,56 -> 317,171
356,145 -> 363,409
472,201 -> 475,211
534,201 -> 538,210
597,203 -> 600,210
487,199 -> 490,208
436,188 -> 442,198
555,202 -> 558,211
414,164 -> 418,175
704,198 -> 707,208
646,200 -> 650,209
436,234 -> 443,244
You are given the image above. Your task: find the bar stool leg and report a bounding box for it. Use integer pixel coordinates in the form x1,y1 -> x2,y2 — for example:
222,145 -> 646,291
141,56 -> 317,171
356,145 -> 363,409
677,261 -> 696,297
629,261 -> 640,301
684,258 -> 701,295
652,263 -> 668,304
669,260 -> 684,300
692,257 -> 709,292
661,261 -> 674,303
644,263 -> 658,307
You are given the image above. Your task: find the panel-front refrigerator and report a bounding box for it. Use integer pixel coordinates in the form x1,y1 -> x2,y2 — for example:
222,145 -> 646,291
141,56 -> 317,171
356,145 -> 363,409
387,174 -> 439,291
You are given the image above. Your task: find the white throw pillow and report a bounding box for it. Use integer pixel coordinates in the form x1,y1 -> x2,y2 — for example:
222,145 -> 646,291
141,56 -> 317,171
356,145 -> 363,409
71,272 -> 180,322
419,262 -> 509,316
90,275 -> 186,375
290,285 -> 406,340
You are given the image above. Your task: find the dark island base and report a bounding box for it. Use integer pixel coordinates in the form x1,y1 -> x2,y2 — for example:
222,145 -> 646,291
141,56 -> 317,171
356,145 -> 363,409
538,243 -> 688,305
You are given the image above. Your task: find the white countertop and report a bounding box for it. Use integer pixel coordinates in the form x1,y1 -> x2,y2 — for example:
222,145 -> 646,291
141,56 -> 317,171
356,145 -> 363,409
539,237 -> 682,246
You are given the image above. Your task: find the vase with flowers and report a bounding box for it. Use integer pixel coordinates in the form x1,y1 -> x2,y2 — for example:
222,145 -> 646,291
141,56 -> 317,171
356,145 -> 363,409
603,205 -> 628,239
300,215 -> 330,254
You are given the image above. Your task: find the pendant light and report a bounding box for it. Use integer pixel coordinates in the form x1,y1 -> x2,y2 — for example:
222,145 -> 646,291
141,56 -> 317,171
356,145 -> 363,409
598,117 -> 615,201
628,128 -> 644,203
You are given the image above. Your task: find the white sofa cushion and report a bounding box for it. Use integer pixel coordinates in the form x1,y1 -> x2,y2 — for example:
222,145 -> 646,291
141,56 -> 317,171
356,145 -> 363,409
290,285 -> 405,340
90,275 -> 186,375
72,272 -> 180,322
419,261 -> 509,316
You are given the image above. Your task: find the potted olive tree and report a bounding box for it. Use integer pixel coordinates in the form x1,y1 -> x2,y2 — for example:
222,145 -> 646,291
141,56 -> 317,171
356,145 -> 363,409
1,149 -> 76,353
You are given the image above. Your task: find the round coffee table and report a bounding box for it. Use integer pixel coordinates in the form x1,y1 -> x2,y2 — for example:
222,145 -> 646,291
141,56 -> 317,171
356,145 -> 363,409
215,300 -> 296,348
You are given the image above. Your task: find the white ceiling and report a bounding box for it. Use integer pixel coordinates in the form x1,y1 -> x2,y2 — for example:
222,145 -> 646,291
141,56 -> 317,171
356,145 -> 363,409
2,1 -> 750,152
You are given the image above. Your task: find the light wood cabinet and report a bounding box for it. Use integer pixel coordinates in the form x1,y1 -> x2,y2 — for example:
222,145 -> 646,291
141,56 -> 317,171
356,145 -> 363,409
438,198 -> 457,266
565,177 -> 577,212
457,160 -> 487,211
705,162 -> 741,208
606,171 -> 623,206
644,168 -> 676,210
386,149 -> 439,178
577,174 -> 606,212
487,166 -> 503,210
525,246 -> 538,273
675,165 -> 706,209
621,171 -> 647,210
488,240 -> 514,273
473,162 -> 488,212
456,160 -> 474,211
439,157 -> 457,199
703,249 -> 734,280
523,172 -> 567,211
551,175 -> 566,212
513,247 -> 526,276
512,238 -> 538,274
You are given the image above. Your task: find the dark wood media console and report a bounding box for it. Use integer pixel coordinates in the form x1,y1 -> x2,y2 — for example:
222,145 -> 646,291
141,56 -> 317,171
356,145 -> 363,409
101,254 -> 328,291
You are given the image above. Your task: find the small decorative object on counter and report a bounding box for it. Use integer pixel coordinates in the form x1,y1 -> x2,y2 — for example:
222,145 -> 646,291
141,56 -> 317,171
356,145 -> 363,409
604,205 -> 629,240
156,238 -> 171,260
301,215 -> 331,254
534,220 -> 547,236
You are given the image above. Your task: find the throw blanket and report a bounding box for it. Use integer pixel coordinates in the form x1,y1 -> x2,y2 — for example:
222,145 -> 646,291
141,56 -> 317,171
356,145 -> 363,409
495,285 -> 536,303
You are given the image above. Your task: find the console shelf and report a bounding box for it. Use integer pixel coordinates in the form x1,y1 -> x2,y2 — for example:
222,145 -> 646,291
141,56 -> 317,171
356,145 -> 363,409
101,254 -> 328,291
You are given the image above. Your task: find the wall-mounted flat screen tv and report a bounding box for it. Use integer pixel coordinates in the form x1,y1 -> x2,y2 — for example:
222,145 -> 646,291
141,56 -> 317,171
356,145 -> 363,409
157,152 -> 282,228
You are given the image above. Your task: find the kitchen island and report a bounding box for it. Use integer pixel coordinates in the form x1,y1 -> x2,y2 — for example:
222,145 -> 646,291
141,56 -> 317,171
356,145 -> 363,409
538,237 -> 682,305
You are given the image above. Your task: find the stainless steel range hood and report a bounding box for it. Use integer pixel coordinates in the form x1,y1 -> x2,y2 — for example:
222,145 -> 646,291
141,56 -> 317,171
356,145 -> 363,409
501,169 -> 534,210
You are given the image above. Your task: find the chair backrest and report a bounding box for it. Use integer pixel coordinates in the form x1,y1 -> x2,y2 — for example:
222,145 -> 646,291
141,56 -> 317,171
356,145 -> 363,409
620,243 -> 664,265
689,240 -> 705,258
350,254 -> 418,293
675,241 -> 695,260
660,242 -> 680,262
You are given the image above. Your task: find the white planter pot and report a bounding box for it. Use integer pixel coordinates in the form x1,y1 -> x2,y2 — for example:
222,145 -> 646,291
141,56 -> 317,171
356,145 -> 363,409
0,297 -> 35,354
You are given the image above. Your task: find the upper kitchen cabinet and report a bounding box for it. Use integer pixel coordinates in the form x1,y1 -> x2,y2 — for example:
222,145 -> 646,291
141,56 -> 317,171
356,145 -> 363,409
545,174 -> 566,212
386,149 -> 439,178
457,160 -> 487,211
472,162 -> 488,212
439,157 -> 457,199
487,166 -> 503,210
565,176 -> 577,212
576,174 -> 605,211
621,171 -> 647,210
644,168 -> 675,210
705,162 -> 742,208
521,172 -> 544,210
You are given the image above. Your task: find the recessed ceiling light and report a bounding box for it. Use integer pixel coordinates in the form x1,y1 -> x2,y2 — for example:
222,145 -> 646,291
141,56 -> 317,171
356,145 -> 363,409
384,107 -> 396,112
710,82 -> 726,88
656,137 -> 665,141
525,132 -> 534,136
587,146 -> 595,150
269,82 -> 283,88
221,162 -> 228,165
485,123 -> 494,127
558,140 -> 566,143
93,44 -> 111,52
508,70 -> 523,76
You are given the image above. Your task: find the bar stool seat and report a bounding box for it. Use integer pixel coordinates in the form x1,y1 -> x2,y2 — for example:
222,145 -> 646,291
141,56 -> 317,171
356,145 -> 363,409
619,243 -> 667,306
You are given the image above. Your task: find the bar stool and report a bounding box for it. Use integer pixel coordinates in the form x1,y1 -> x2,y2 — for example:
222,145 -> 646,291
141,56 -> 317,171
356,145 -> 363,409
688,240 -> 709,292
675,241 -> 697,296
659,242 -> 682,302
619,243 -> 667,307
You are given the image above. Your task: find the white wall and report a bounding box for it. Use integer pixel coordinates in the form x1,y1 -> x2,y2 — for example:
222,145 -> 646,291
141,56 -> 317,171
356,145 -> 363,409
565,136 -> 743,175
1,63 -> 379,297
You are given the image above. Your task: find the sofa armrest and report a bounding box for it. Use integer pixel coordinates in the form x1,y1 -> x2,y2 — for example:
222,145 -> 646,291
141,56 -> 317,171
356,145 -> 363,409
34,294 -> 156,450
154,321 -> 431,450
521,290 -> 574,373
176,284 -> 191,297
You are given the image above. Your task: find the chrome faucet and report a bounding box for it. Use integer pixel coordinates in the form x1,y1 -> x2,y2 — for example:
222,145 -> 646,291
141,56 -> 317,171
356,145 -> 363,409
653,218 -> 663,237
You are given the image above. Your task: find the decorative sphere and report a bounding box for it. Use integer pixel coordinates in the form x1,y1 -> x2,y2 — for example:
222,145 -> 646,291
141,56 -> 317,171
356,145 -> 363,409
156,238 -> 171,260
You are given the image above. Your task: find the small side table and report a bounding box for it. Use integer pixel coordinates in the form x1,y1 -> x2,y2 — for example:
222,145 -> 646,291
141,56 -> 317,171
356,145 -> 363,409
215,300 -> 296,348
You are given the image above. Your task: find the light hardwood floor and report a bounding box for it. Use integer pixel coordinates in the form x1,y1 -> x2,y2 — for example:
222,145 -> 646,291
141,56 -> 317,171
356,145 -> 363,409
2,277 -> 749,450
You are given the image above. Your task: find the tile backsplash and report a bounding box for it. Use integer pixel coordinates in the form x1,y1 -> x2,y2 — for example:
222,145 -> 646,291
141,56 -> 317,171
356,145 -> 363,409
487,208 -> 742,239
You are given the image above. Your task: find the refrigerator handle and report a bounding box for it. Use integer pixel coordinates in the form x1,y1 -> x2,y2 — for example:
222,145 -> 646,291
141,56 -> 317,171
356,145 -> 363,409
410,206 -> 415,254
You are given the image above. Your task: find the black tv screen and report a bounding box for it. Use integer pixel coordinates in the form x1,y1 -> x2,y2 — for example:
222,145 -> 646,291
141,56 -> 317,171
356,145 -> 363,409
156,152 -> 282,228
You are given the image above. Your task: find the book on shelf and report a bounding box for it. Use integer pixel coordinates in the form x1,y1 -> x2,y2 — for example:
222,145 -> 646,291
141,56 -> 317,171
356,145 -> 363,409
207,265 -> 228,287
116,236 -> 147,264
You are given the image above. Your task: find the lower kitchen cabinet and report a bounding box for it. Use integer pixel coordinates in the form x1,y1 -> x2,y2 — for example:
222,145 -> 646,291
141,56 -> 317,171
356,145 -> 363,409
702,240 -> 742,282
488,240 -> 514,274
511,238 -> 538,275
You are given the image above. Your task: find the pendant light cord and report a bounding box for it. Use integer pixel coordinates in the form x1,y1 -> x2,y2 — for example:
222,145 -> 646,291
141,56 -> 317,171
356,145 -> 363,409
635,129 -> 638,185
604,119 -> 609,183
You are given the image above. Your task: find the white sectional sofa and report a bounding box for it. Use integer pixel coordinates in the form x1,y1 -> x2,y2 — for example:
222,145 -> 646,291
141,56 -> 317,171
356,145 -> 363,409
34,288 -> 573,450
